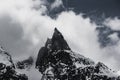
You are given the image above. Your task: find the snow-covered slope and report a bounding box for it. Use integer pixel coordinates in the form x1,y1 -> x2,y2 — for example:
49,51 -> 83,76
36,28 -> 120,80
0,46 -> 14,67
0,46 -> 28,80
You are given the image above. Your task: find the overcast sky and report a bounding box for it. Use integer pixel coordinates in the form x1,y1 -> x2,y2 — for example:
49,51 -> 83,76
63,0 -> 120,17
0,0 -> 120,79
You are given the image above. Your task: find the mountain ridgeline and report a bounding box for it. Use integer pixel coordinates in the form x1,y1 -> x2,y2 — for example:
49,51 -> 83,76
0,28 -> 120,80
0,47 -> 28,80
36,28 -> 120,80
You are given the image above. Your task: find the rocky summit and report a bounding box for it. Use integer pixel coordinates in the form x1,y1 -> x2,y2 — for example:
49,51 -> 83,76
36,28 -> 120,80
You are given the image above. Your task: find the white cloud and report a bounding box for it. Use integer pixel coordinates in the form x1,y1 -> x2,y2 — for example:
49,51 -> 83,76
104,17 -> 120,30
50,0 -> 63,10
108,33 -> 119,44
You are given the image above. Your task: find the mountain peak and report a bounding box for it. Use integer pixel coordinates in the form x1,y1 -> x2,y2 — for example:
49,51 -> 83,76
44,28 -> 70,52
51,28 -> 70,51
54,27 -> 59,32
36,28 -> 120,80
53,28 -> 62,37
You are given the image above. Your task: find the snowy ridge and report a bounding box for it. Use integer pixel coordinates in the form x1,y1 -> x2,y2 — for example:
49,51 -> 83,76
0,45 -> 28,80
0,46 -> 14,67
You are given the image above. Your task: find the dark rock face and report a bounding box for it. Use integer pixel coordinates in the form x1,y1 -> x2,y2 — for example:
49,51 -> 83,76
51,28 -> 71,51
0,66 -> 28,80
36,28 -> 70,69
36,28 -> 120,80
0,47 -> 28,80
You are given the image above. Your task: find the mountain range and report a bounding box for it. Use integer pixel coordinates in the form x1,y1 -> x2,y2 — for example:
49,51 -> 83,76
0,28 -> 120,80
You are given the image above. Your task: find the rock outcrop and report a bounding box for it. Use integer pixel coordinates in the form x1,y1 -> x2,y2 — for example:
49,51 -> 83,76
0,46 -> 28,80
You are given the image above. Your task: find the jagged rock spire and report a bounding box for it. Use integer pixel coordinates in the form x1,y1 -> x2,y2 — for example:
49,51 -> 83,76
51,28 -> 70,51
36,28 -> 70,68
44,28 -> 70,51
